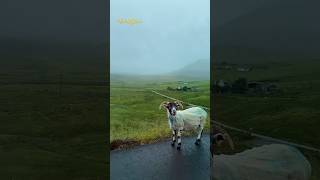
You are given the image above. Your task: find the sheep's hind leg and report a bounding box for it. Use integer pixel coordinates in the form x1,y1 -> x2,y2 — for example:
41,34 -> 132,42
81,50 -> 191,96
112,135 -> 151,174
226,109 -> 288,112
171,130 -> 176,146
177,129 -> 182,150
195,126 -> 203,146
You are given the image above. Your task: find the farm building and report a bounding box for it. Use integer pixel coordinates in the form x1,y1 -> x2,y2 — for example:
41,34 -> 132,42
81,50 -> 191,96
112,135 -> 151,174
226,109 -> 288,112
213,80 -> 232,94
213,79 -> 279,94
247,82 -> 278,94
237,67 -> 252,72
167,86 -> 199,92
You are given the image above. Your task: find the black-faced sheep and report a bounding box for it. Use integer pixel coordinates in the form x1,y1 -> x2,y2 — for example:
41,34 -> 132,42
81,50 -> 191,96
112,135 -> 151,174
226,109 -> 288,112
159,101 -> 207,150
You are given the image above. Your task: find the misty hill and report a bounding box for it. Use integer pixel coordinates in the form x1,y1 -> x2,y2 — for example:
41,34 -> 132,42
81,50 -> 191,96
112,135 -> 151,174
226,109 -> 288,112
0,37 -> 107,84
170,60 -> 210,80
0,38 -> 106,60
214,0 -> 320,62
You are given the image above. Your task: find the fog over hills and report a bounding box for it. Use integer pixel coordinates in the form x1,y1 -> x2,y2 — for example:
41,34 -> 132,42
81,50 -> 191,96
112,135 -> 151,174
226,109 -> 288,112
0,0 -> 106,44
170,59 -> 209,80
0,0 -> 107,77
111,59 -> 210,81
0,0 -> 107,62
214,0 -> 272,27
214,0 -> 320,61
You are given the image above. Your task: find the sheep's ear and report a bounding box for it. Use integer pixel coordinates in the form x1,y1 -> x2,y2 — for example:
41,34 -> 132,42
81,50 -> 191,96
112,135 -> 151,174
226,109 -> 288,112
174,101 -> 183,109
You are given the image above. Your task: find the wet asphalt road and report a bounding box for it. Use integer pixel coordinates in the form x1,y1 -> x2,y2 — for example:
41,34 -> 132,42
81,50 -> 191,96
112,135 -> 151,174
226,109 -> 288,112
110,135 -> 210,180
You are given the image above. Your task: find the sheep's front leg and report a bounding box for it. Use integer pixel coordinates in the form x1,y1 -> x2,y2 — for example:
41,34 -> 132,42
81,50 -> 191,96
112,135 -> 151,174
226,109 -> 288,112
171,130 -> 176,146
177,129 -> 182,150
195,126 -> 203,146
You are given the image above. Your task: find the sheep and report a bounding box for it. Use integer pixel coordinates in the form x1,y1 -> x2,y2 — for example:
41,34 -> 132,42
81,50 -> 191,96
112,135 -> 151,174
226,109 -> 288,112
159,101 -> 207,150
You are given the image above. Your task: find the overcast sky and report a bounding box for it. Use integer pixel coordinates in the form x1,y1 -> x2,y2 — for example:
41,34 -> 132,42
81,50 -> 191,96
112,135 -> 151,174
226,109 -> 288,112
0,0 -> 106,43
110,0 -> 210,75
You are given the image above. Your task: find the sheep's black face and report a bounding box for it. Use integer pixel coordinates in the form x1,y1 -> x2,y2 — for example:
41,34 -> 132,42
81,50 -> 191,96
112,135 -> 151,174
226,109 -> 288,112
166,102 -> 177,116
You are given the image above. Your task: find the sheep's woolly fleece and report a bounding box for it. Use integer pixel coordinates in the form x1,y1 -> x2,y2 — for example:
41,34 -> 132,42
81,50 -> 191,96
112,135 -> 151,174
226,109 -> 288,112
171,107 -> 207,130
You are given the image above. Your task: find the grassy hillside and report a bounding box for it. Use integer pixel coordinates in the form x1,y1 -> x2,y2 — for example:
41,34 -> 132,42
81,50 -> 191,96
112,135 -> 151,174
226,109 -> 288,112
214,59 -> 320,179
110,78 -> 210,148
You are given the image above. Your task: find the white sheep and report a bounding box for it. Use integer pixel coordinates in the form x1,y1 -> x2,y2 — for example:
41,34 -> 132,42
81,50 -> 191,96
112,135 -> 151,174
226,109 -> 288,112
159,101 -> 207,150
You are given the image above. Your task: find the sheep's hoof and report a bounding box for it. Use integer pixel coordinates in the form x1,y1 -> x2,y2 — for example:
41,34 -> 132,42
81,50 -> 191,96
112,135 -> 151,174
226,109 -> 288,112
195,139 -> 201,146
177,143 -> 181,150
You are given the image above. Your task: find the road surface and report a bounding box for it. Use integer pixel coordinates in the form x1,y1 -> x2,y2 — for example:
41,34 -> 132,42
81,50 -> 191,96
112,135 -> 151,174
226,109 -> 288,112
110,135 -> 210,180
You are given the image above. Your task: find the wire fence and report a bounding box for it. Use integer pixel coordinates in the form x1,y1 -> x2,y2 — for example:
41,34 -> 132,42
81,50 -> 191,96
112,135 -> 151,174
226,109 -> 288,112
151,90 -> 210,110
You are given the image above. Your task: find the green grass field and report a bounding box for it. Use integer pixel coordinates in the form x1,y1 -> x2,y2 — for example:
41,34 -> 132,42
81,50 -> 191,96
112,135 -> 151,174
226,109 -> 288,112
0,59 -> 108,179
110,79 -> 210,147
215,59 -> 320,179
